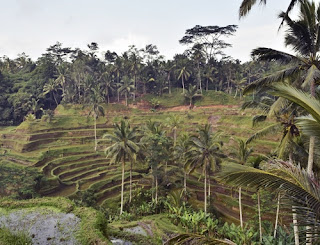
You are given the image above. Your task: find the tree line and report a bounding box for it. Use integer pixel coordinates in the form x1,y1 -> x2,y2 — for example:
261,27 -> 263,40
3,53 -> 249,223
0,25 -> 280,126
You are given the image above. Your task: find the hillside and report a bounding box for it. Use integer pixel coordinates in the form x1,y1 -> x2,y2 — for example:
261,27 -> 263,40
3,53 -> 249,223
0,92 -> 279,223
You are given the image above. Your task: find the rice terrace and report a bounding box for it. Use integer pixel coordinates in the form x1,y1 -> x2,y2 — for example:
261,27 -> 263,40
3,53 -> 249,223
0,0 -> 320,244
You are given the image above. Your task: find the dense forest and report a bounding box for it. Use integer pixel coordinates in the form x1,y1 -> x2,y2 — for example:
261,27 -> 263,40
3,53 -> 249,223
0,24 -> 279,126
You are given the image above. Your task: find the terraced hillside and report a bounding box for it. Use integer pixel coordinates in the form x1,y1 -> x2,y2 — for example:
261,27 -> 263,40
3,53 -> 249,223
0,100 -> 280,222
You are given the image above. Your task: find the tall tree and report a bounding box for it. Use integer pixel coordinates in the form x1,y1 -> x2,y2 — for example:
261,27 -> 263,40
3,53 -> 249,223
179,25 -> 238,61
118,76 -> 134,107
186,124 -> 223,213
245,0 -> 320,178
177,66 -> 191,93
88,87 -> 105,152
103,120 -> 139,214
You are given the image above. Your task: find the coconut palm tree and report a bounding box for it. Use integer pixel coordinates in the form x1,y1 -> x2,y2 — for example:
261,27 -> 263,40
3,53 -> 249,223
99,70 -> 116,104
220,159 -> 320,243
235,139 -> 253,228
103,120 -> 139,214
239,0 -> 302,23
175,133 -> 192,195
43,79 -> 60,106
244,0 -> 320,180
140,120 -> 169,204
55,63 -> 69,100
88,87 -> 105,152
177,66 -> 191,94
165,114 -> 184,147
184,85 -> 202,109
118,76 -> 134,107
185,124 -> 224,213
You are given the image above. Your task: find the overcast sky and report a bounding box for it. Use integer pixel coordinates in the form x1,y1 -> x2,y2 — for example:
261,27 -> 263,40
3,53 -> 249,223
1,0 -> 298,62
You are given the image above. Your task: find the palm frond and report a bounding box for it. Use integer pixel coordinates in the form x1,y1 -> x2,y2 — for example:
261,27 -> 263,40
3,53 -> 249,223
302,64 -> 320,89
246,123 -> 282,144
244,66 -> 300,94
239,0 -> 259,18
251,48 -> 299,63
296,115 -> 320,139
219,160 -> 320,236
267,97 -> 289,117
252,115 -> 267,127
271,84 -> 320,123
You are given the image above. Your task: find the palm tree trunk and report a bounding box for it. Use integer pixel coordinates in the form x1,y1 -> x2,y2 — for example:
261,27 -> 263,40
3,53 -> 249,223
208,173 -> 211,198
94,114 -> 97,152
129,161 -> 132,203
120,157 -> 125,215
197,62 -> 202,93
239,187 -> 243,229
307,82 -> 316,245
155,176 -> 158,204
133,74 -> 136,102
53,92 -> 59,106
206,78 -> 209,91
293,207 -> 300,245
274,193 -> 280,238
184,171 -> 187,194
258,191 -> 262,244
125,92 -> 128,107
182,76 -> 185,94
173,128 -> 177,147
307,137 -> 315,174
204,168 -> 207,213
168,74 -> 171,94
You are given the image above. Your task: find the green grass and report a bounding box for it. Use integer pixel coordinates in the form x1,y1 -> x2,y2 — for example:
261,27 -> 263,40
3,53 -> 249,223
0,227 -> 32,245
195,90 -> 240,106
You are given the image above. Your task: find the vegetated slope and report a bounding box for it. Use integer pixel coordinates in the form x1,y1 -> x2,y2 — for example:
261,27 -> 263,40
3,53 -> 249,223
0,91 -> 279,223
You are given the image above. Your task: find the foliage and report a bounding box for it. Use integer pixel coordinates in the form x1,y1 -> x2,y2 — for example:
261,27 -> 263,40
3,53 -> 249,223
0,227 -> 32,245
150,98 -> 160,109
220,160 -> 320,240
218,222 -> 258,245
0,162 -> 43,199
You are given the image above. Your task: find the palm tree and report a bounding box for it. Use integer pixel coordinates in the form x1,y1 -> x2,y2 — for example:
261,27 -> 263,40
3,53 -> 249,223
239,0 -> 301,23
235,139 -> 253,229
111,57 -> 123,102
141,120 -> 169,203
43,79 -> 60,106
220,159 -> 320,243
99,70 -> 116,103
177,66 -> 191,93
88,87 -> 105,152
203,66 -> 216,91
245,1 -> 320,177
184,85 -> 202,109
103,120 -> 139,214
229,83 -> 320,243
175,133 -> 191,195
118,76 -> 134,107
186,124 -> 223,213
165,114 -> 184,147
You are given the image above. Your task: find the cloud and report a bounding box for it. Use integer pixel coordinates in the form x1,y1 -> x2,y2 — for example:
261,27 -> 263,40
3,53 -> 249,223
99,33 -> 151,56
